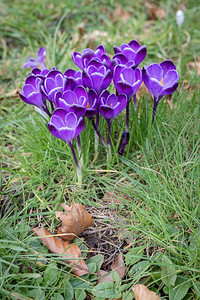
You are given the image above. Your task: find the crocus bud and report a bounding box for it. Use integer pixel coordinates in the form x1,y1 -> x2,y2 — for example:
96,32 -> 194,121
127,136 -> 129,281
176,10 -> 185,27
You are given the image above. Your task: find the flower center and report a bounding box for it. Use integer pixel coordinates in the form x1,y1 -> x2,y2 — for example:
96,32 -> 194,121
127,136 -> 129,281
86,102 -> 90,109
110,103 -> 113,108
160,78 -> 164,86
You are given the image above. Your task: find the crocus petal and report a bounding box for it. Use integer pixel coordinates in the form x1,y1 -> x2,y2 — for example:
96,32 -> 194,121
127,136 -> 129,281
23,59 -> 37,69
91,73 -> 104,93
68,105 -> 86,118
134,45 -> 147,67
113,45 -> 121,54
55,97 -> 70,111
147,64 -> 163,81
99,106 -> 114,120
48,123 -> 61,139
160,60 -> 176,77
113,65 -> 126,86
161,82 -> 179,97
62,90 -> 78,105
53,108 -> 68,121
74,117 -> 85,138
45,78 -> 56,93
106,94 -> 118,107
101,70 -> 112,91
59,128 -> 75,143
162,70 -> 179,88
120,68 -> 135,85
116,81 -> 134,97
95,44 -> 106,57
123,48 -> 136,61
128,40 -> 141,51
19,92 -> 32,105
74,85 -> 88,101
147,78 -> 164,99
65,112 -> 77,129
55,74 -> 64,87
23,84 -> 36,95
51,115 -> 65,129
82,69 -> 93,89
64,68 -> 76,77
72,52 -> 84,69
28,92 -> 44,108
112,53 -> 128,65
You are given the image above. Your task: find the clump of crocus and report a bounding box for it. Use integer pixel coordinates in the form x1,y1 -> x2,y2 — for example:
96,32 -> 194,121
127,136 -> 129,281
20,41 -> 179,184
142,60 -> 179,123
23,47 -> 46,70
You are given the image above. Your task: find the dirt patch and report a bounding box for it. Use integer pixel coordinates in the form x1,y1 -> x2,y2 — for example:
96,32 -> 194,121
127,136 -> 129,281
80,205 -> 131,271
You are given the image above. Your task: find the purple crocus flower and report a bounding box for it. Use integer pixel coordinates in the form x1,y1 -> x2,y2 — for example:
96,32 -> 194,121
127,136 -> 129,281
54,85 -> 88,118
72,45 -> 111,70
31,67 -> 50,79
142,60 -> 179,123
19,75 -> 51,116
43,69 -> 67,102
84,89 -> 98,118
23,47 -> 46,70
48,109 -> 85,144
99,91 -> 127,147
113,65 -> 142,100
64,68 -> 83,90
112,40 -> 147,69
99,91 -> 127,122
83,62 -> 112,95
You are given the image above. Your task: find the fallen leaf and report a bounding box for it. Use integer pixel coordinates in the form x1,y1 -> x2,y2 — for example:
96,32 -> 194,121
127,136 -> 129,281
145,2 -> 166,20
132,284 -> 161,300
97,255 -> 125,283
32,227 -> 89,276
97,270 -> 112,284
110,3 -> 130,23
111,254 -> 126,279
56,203 -> 94,241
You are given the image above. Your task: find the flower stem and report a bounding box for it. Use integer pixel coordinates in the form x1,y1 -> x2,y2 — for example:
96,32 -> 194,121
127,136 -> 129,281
126,100 -> 130,132
107,121 -> 112,166
76,135 -> 83,169
133,94 -> 137,111
91,118 -> 107,149
68,141 -> 82,185
107,120 -> 112,148
152,100 -> 158,124
94,113 -> 99,154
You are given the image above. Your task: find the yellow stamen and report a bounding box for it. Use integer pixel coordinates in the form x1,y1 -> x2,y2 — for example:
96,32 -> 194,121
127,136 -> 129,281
160,78 -> 164,86
86,102 -> 90,109
111,103 -> 113,108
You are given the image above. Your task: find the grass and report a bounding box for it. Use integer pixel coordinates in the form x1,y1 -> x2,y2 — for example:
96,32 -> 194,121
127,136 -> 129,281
1,0 -> 200,299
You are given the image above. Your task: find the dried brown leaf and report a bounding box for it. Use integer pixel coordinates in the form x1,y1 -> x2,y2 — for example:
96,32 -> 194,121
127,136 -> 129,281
97,270 -> 112,284
111,254 -> 126,279
145,2 -> 166,20
56,203 -> 94,241
132,284 -> 161,300
110,3 -> 130,23
32,227 -> 89,276
97,255 -> 125,283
